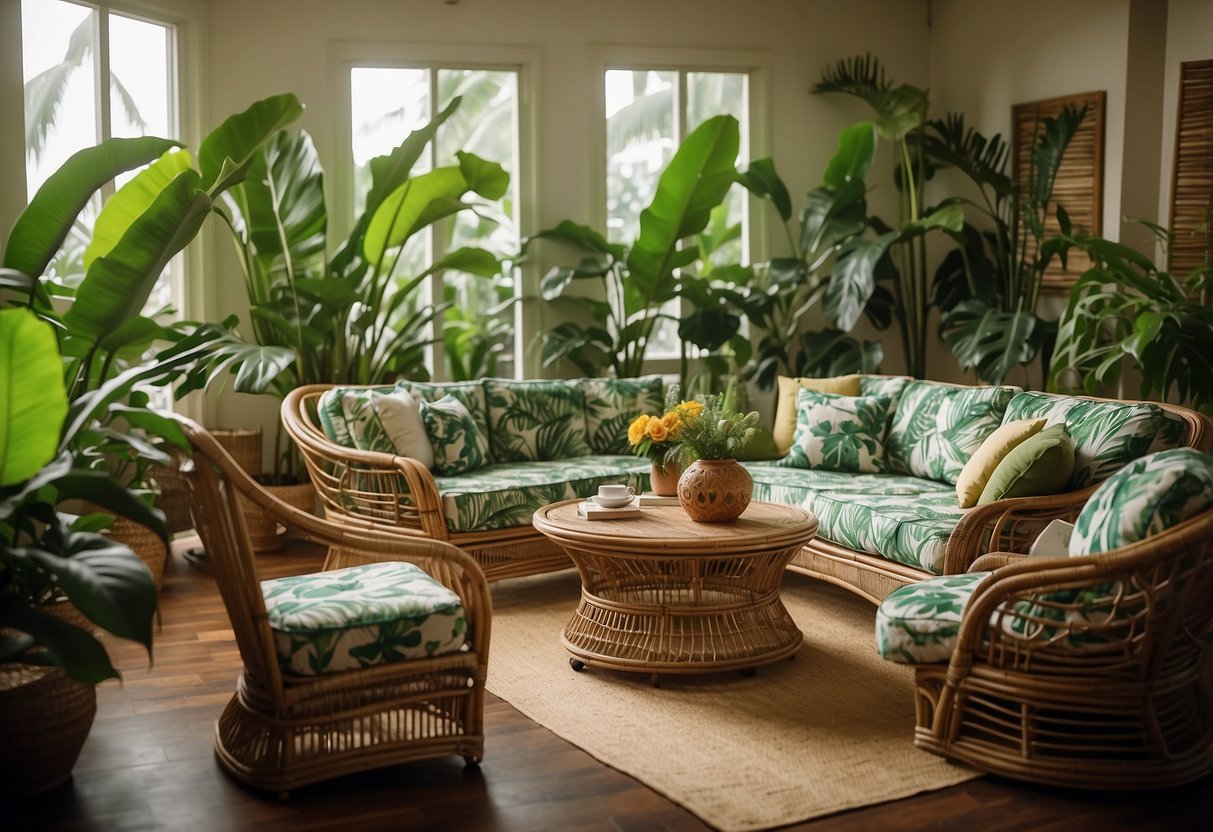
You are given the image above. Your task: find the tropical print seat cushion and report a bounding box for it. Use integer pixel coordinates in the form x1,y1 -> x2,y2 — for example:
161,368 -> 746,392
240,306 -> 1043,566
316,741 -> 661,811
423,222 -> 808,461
1069,447 -> 1213,555
747,463 -> 963,574
582,376 -> 664,454
778,389 -> 893,473
1000,391 -> 1186,489
435,455 -> 649,532
884,381 -> 1020,486
420,395 -> 491,476
485,379 -> 591,462
876,571 -> 990,664
262,562 -> 467,676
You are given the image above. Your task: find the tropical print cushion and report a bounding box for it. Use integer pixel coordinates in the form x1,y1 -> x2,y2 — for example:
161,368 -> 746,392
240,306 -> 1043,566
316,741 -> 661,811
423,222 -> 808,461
262,561 -> 467,676
1001,391 -> 1179,489
420,395 -> 491,476
859,375 -> 912,402
397,380 -> 490,453
1070,447 -> 1213,555
317,385 -> 399,450
435,455 -> 649,532
876,571 -> 991,664
773,374 -> 862,454
885,381 -> 1019,485
748,463 -> 963,574
778,389 -> 892,473
582,376 -> 664,454
485,379 -> 591,462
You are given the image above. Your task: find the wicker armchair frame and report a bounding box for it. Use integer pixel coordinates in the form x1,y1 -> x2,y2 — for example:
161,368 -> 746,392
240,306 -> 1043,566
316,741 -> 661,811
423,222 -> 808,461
912,508 -> 1213,788
179,418 -> 491,794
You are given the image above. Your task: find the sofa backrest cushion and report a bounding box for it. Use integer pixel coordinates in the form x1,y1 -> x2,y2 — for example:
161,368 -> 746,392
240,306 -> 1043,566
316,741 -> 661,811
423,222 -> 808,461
420,395 -> 491,476
1001,391 -> 1185,489
1069,448 -> 1213,555
485,378 -> 590,462
396,379 -> 490,445
885,381 -> 1020,485
581,376 -> 664,454
978,423 -> 1075,504
317,385 -> 398,450
955,418 -> 1046,507
772,374 -> 861,455
777,389 -> 893,473
859,375 -> 912,403
371,390 -> 434,468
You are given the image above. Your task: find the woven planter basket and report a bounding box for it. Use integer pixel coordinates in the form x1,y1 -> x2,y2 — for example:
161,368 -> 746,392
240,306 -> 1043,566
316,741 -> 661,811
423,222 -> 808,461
109,516 -> 169,589
150,449 -> 194,535
209,427 -> 262,475
0,663 -> 97,796
241,481 -> 317,552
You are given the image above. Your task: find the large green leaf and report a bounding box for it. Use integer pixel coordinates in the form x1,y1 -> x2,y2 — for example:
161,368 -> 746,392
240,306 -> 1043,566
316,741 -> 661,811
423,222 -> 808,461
363,166 -> 472,264
822,121 -> 877,189
941,299 -> 1040,385
737,158 -> 792,222
456,151 -> 509,200
0,310 -> 68,486
65,170 -> 211,344
84,149 -> 194,269
0,602 -> 119,684
4,137 -> 179,278
197,93 -> 303,195
626,115 -> 740,297
53,469 -> 169,540
825,232 -> 897,331
526,220 -> 625,259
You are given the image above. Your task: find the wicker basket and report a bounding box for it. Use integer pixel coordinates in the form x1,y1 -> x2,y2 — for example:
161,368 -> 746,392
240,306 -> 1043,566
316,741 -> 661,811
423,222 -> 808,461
210,428 -> 262,476
242,481 -> 317,551
150,448 -> 194,535
0,663 -> 97,796
108,516 -> 169,589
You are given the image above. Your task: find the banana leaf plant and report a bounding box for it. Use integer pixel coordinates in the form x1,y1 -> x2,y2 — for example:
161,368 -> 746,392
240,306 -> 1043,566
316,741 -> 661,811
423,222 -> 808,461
729,121 -> 892,394
531,115 -> 741,378
214,97 -> 509,477
1048,223 -> 1213,414
0,93 -> 300,683
927,106 -> 1086,384
812,54 -> 965,379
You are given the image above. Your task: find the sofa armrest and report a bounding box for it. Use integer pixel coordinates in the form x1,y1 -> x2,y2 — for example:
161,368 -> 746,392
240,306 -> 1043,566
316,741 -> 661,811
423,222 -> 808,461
943,486 -> 1096,575
968,551 -> 1030,572
282,385 -> 450,539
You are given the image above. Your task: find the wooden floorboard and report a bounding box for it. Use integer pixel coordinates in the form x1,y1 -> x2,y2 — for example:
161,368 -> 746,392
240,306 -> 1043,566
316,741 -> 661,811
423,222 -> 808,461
13,539 -> 1213,831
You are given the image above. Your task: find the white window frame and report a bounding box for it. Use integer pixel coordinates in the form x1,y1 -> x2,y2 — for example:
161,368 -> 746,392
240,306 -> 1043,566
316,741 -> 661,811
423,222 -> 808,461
329,41 -> 540,381
589,45 -> 772,375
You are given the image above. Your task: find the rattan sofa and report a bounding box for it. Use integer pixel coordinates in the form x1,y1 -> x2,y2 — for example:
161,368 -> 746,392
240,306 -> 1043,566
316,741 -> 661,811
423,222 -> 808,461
283,378 -> 1208,600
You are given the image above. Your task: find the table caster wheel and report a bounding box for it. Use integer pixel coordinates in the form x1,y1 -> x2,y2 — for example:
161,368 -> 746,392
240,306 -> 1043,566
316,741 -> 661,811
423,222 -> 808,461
741,667 -> 757,678
651,672 -> 661,688
569,658 -> 586,672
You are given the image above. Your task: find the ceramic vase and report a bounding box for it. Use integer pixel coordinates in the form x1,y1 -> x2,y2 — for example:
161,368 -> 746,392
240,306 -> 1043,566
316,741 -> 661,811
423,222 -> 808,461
650,459 -> 682,497
677,458 -> 753,522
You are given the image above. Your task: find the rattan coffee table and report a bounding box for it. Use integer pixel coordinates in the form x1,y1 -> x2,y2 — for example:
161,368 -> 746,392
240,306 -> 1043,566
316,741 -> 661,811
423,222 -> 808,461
532,499 -> 818,685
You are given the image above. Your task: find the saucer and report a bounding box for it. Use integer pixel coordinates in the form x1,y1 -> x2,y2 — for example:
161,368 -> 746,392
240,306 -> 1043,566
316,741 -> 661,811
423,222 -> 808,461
592,495 -> 634,508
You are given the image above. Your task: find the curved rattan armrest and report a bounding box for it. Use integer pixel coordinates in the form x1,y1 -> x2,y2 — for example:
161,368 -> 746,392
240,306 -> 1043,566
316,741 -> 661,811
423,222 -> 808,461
968,551 -> 1031,572
944,487 -> 1097,574
281,384 -> 449,537
180,417 -> 491,662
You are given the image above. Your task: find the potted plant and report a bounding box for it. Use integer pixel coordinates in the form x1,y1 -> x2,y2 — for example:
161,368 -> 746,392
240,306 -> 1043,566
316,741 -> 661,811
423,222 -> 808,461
670,389 -> 760,522
626,393 -> 703,496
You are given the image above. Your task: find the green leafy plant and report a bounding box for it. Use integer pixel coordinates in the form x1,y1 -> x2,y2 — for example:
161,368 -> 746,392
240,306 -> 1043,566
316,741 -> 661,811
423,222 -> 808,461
672,389 -> 760,462
928,106 -> 1086,384
531,115 -> 740,378
812,54 -> 965,379
214,97 -> 510,477
1048,223 -> 1213,413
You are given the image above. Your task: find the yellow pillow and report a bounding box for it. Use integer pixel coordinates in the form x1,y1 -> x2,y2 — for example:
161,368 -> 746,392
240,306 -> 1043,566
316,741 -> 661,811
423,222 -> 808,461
773,374 -> 861,455
955,418 -> 1047,507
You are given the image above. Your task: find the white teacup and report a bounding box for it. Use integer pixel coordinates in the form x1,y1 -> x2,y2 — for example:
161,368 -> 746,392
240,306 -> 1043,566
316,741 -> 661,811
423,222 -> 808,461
595,484 -> 635,507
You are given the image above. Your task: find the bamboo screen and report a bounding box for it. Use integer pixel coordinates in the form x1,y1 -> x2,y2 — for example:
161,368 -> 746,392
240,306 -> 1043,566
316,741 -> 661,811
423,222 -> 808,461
1168,59 -> 1213,281
1012,91 -> 1106,292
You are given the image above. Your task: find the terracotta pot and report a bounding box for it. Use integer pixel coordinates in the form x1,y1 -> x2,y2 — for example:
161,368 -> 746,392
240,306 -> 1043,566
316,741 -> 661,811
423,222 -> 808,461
677,458 -> 753,522
649,459 -> 682,497
0,663 -> 97,796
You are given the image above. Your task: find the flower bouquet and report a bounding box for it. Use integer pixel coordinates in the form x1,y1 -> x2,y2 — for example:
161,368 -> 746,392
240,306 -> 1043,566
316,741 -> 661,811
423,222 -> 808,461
628,395 -> 702,495
666,391 -> 761,522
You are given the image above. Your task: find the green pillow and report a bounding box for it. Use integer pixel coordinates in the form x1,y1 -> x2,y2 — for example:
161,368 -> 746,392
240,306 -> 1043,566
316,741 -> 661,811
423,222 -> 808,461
977,424 -> 1075,504
420,395 -> 490,476
778,389 -> 893,473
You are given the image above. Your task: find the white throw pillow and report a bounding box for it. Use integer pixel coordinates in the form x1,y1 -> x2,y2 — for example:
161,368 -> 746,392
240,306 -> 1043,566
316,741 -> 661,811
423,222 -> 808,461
371,390 -> 434,468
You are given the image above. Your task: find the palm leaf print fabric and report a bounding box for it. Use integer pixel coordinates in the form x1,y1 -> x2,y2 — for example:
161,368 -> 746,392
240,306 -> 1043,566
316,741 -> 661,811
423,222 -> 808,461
581,376 -> 664,454
435,456 -> 649,532
778,390 -> 893,473
317,385 -> 399,450
884,381 -> 1019,485
876,571 -> 991,664
485,379 -> 591,462
420,395 -> 491,476
397,379 -> 490,446
1070,447 -> 1213,555
1001,392 -> 1184,489
262,562 -> 467,676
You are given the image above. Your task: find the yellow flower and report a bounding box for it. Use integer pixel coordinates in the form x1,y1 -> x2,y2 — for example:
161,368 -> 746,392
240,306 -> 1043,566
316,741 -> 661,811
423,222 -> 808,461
627,414 -> 651,445
646,418 -> 669,443
661,410 -> 681,437
679,400 -> 704,418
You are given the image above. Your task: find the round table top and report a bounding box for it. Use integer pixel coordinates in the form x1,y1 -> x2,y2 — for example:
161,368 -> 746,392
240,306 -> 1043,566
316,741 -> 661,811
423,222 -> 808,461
533,499 -> 818,555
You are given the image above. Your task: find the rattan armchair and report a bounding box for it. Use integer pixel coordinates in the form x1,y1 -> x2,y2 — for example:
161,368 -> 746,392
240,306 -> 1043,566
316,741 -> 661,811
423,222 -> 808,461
912,508 -> 1213,788
179,418 -> 491,794
282,384 -> 571,581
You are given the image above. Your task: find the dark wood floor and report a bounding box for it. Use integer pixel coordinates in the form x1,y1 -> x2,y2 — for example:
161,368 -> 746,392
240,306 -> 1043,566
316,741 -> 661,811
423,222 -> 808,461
14,539 -> 1213,832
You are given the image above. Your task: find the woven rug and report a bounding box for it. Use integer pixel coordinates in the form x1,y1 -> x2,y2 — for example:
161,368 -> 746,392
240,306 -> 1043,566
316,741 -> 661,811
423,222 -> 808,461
485,570 -> 979,831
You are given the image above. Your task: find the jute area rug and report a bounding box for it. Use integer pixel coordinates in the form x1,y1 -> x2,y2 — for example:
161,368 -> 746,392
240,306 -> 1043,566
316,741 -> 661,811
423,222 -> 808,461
485,569 -> 979,831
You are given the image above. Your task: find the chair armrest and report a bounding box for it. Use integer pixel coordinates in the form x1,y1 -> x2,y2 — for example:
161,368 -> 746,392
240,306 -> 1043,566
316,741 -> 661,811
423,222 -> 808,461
968,551 -> 1030,572
943,487 -> 1096,574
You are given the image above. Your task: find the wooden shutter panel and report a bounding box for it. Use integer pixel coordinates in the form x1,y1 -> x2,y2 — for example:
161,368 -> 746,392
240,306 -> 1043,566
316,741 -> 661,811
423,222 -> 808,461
1169,59 -> 1213,278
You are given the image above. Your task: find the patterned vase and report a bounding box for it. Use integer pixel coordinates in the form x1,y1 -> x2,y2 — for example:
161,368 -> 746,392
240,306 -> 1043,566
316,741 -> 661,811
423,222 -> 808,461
677,458 -> 753,522
650,459 -> 682,497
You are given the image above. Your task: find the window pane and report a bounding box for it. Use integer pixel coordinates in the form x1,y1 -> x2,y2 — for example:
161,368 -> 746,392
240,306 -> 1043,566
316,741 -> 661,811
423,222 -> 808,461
688,72 -> 748,271
350,67 -> 430,216
606,69 -> 676,246
437,69 -> 519,379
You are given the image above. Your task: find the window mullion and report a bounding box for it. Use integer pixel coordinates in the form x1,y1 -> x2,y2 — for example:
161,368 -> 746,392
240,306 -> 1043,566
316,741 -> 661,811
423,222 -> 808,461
427,67 -> 447,380
96,6 -> 114,199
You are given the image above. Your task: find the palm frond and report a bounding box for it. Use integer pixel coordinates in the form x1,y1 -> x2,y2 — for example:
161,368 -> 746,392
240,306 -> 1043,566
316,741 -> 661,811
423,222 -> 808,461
813,53 -> 892,100
607,87 -> 674,155
923,113 -> 1013,198
109,74 -> 148,133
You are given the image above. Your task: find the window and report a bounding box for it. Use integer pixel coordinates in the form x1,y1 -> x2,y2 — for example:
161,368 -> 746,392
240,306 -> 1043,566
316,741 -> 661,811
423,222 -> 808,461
21,0 -> 180,312
348,64 -> 521,381
604,67 -> 750,360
